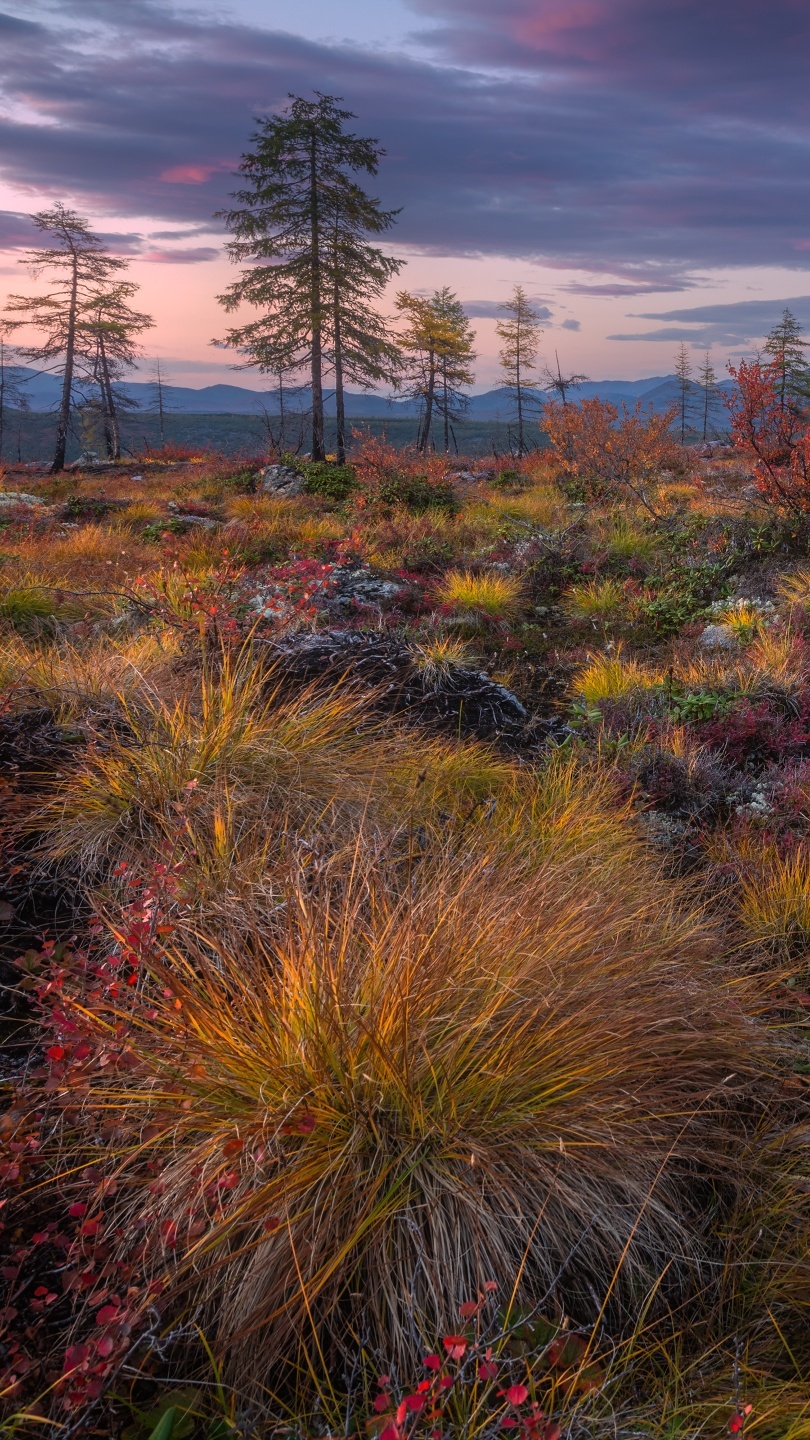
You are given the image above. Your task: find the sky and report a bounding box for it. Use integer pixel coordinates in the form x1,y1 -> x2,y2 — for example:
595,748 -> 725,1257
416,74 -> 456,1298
0,0 -> 809,390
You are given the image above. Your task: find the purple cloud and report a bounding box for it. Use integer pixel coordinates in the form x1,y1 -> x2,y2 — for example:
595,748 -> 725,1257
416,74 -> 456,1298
463,299 -> 552,319
0,0 -> 806,281
141,246 -> 220,264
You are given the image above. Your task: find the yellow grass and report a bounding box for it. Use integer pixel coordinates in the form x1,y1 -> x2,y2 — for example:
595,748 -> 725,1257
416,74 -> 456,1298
562,576 -> 629,623
436,567 -> 524,620
571,648 -> 662,704
66,845 -> 772,1394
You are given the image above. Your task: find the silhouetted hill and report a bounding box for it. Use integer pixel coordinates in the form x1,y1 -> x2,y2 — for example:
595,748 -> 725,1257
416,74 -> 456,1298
10,370 -> 734,418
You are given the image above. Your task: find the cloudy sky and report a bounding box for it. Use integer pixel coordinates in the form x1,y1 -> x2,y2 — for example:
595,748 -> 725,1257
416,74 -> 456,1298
1,0 -> 809,388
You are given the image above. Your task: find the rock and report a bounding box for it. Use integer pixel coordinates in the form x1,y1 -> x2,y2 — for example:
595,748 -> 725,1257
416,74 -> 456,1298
0,491 -> 45,507
259,464 -> 306,497
331,565 -> 406,610
699,623 -> 739,652
265,629 -> 536,744
444,469 -> 478,485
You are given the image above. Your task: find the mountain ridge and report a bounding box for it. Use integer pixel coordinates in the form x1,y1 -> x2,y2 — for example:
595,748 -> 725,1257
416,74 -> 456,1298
9,369 -> 733,418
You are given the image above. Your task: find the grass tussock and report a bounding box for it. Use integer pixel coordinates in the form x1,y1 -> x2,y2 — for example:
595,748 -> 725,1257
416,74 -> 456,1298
436,567 -> 524,620
79,849 -> 773,1392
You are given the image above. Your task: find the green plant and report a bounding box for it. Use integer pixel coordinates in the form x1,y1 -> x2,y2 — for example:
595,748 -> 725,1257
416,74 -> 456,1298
302,460 -> 358,503
378,472 -> 455,512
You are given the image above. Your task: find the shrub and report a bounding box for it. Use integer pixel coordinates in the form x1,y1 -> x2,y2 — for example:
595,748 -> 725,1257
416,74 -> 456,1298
302,460 -> 358,503
727,357 -> 810,513
542,398 -> 680,514
436,568 -> 524,621
352,434 -> 455,513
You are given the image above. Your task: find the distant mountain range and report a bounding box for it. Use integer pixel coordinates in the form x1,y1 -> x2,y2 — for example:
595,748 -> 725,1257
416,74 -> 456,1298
10,369 -> 734,419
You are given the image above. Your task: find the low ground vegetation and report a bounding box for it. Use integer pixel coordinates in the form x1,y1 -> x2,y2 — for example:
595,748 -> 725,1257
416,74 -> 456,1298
0,423 -> 808,1438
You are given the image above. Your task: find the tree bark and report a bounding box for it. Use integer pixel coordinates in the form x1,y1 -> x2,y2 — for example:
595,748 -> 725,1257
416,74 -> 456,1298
309,133 -> 325,461
516,326 -> 524,455
419,349 -> 436,452
52,246 -> 79,473
98,332 -> 120,460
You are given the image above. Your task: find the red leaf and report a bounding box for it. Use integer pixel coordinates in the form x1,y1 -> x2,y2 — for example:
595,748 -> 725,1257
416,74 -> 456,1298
96,1335 -> 115,1358
379,1427 -> 400,1440
459,1300 -> 480,1319
95,1305 -> 119,1325
373,1394 -> 390,1413
423,1354 -> 441,1370
63,1344 -> 90,1373
483,1279 -> 498,1292
544,1424 -> 562,1440
45,1045 -> 64,1061
405,1396 -> 424,1413
729,1417 -> 744,1435
479,1361 -> 498,1381
69,1202 -> 88,1219
80,1218 -> 101,1236
442,1335 -> 467,1359
263,1215 -> 281,1233
503,1385 -> 529,1407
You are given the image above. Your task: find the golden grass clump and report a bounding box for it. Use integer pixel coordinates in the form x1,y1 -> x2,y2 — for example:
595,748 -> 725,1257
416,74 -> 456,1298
29,649 -> 392,876
561,576 -> 629,624
81,848 -> 774,1395
776,563 -> 810,613
0,631 -> 183,719
408,632 -> 475,685
571,648 -> 662,704
489,484 -> 567,530
739,844 -> 810,965
436,567 -> 524,620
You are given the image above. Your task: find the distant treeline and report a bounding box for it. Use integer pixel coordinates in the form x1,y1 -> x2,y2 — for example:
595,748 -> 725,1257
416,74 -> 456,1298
1,408 -> 543,463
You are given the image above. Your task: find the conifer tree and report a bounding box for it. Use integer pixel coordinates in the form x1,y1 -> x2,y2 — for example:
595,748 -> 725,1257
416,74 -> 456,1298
4,205 -> 130,471
80,283 -> 153,459
496,286 -> 543,453
324,184 -> 402,463
674,342 -> 693,443
217,93 -> 401,462
433,288 -> 476,452
396,289 -> 476,452
764,308 -> 810,415
697,351 -> 721,443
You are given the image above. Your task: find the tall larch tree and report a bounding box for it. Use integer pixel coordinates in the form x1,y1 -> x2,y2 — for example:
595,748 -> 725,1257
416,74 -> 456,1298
432,288 -> 476,452
396,289 -> 475,452
80,282 -> 153,459
324,182 -> 402,463
697,351 -> 720,443
4,205 -> 130,472
217,93 -> 401,462
496,286 -> 542,454
674,342 -> 693,443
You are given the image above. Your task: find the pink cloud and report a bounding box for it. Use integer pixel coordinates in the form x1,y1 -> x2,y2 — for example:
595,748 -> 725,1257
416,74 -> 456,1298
160,164 -> 219,184
141,246 -> 219,264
